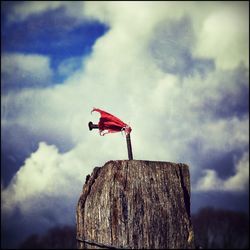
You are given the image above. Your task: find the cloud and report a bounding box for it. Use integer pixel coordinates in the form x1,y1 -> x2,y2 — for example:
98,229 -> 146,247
2,0 -> 249,190
2,136 -> 127,220
2,142 -> 83,214
193,2 -> 249,69
200,66 -> 249,119
149,16 -> 215,77
224,152 -> 249,191
56,56 -> 84,78
1,53 -> 53,92
7,1 -> 74,22
194,152 -> 249,192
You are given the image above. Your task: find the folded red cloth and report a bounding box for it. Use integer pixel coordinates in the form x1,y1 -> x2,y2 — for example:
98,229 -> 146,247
91,108 -> 132,136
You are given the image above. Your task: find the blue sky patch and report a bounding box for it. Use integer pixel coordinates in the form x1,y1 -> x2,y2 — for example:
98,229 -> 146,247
1,3 -> 109,74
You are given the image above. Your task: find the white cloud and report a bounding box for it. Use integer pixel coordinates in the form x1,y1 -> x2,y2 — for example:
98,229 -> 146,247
57,56 -> 83,78
193,2 -> 249,69
194,152 -> 249,192
9,1 -> 69,22
194,169 -> 223,191
2,142 -> 86,216
7,1 -> 88,25
1,134 -> 128,218
1,53 -> 53,90
224,152 -> 249,191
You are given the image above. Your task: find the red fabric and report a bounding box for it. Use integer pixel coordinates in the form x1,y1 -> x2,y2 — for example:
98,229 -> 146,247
91,108 -> 132,136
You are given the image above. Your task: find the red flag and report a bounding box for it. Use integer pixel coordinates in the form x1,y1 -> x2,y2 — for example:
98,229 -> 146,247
91,108 -> 132,136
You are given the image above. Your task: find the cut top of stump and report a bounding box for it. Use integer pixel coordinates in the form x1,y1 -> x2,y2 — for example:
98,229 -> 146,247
77,160 -> 195,249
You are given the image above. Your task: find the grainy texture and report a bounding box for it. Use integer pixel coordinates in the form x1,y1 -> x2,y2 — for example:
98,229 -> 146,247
76,160 -> 195,249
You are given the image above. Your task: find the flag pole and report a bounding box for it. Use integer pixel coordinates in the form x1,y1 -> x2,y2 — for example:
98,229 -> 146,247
89,121 -> 133,160
126,133 -> 133,160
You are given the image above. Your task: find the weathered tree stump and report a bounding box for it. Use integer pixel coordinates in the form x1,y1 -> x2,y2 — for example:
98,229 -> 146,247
76,160 -> 195,249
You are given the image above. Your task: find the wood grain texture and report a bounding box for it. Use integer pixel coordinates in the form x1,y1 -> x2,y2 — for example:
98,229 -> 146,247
76,160 -> 195,249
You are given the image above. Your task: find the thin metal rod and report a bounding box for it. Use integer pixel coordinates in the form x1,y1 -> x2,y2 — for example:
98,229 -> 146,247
126,134 -> 133,160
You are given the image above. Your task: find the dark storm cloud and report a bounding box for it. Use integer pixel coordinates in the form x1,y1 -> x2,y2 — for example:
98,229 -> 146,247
202,65 -> 249,119
181,131 -> 249,193
201,149 -> 248,180
188,145 -> 248,183
191,192 -> 249,214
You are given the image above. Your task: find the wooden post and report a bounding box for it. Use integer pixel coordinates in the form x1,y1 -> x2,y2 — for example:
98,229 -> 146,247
76,160 -> 195,249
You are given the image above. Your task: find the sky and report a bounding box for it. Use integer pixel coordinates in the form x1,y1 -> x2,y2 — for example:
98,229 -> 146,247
1,1 -> 249,248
